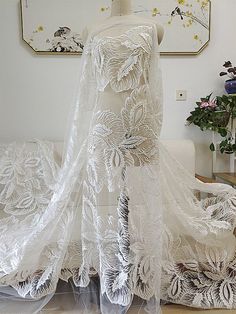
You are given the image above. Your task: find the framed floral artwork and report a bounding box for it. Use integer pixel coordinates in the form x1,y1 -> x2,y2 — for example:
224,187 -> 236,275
20,0 -> 211,55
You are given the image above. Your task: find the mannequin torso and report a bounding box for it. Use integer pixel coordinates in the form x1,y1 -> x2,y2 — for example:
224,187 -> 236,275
111,0 -> 132,16
82,0 -> 164,45
82,6 -> 163,167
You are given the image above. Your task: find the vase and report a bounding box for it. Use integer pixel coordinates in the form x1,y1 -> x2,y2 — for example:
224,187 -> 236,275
225,79 -> 236,94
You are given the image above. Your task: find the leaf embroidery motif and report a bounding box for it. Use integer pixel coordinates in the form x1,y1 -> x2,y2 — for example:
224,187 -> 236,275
117,55 -> 139,82
121,136 -> 146,150
131,103 -> 146,127
168,276 -> 182,300
93,123 -> 112,137
110,149 -> 124,168
220,281 -> 234,308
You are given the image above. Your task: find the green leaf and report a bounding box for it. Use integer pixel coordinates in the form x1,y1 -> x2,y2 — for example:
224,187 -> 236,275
222,95 -> 230,103
218,128 -> 228,137
220,139 -> 228,147
210,143 -> 215,151
206,93 -> 213,100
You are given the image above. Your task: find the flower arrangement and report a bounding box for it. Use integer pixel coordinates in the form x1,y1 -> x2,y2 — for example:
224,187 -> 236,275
186,93 -> 236,154
220,61 -> 236,80
220,61 -> 236,95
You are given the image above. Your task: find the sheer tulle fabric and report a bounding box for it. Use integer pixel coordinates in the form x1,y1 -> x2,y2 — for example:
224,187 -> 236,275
0,16 -> 236,314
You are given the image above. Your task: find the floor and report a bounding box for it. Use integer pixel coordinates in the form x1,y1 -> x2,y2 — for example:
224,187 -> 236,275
41,298 -> 236,314
41,305 -> 236,314
39,281 -> 236,314
3,282 -> 236,314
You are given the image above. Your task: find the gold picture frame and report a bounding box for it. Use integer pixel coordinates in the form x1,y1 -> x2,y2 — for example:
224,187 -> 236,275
20,0 -> 211,56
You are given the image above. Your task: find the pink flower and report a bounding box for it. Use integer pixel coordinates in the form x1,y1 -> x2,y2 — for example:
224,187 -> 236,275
208,100 -> 217,108
200,100 -> 217,109
200,101 -> 209,108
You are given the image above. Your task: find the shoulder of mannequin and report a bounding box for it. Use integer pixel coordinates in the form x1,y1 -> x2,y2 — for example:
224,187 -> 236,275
82,18 -> 164,44
81,21 -> 102,43
138,16 -> 164,44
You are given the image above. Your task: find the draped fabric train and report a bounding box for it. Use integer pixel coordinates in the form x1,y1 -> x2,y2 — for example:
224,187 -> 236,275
0,18 -> 163,314
0,16 -> 236,314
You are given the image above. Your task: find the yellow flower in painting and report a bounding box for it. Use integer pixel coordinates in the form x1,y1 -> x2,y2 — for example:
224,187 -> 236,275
194,34 -> 199,40
100,7 -> 109,12
178,0 -> 186,5
37,26 -> 44,32
152,7 -> 159,16
201,1 -> 208,9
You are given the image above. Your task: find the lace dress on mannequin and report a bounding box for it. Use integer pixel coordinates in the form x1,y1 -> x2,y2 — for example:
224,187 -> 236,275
75,16 -> 164,313
0,14 -> 236,314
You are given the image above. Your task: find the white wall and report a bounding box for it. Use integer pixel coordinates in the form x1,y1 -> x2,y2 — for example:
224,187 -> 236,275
160,0 -> 236,176
0,0 -> 236,176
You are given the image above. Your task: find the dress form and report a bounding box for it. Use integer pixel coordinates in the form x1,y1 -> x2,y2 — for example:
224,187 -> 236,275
81,0 -> 165,168
82,0 -> 164,45
111,0 -> 132,16
111,0 -> 164,44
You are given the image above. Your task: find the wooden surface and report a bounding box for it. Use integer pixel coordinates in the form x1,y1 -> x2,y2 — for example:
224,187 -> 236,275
213,172 -> 236,185
161,305 -> 236,314
195,174 -> 217,183
42,300 -> 236,313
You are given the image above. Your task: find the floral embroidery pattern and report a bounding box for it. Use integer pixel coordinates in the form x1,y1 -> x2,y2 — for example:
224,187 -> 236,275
91,25 -> 154,92
87,84 -> 160,192
1,23 -> 236,311
162,244 -> 236,309
0,142 -> 58,216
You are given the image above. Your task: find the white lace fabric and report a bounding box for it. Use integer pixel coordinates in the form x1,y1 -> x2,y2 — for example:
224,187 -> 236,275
0,16 -> 236,313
